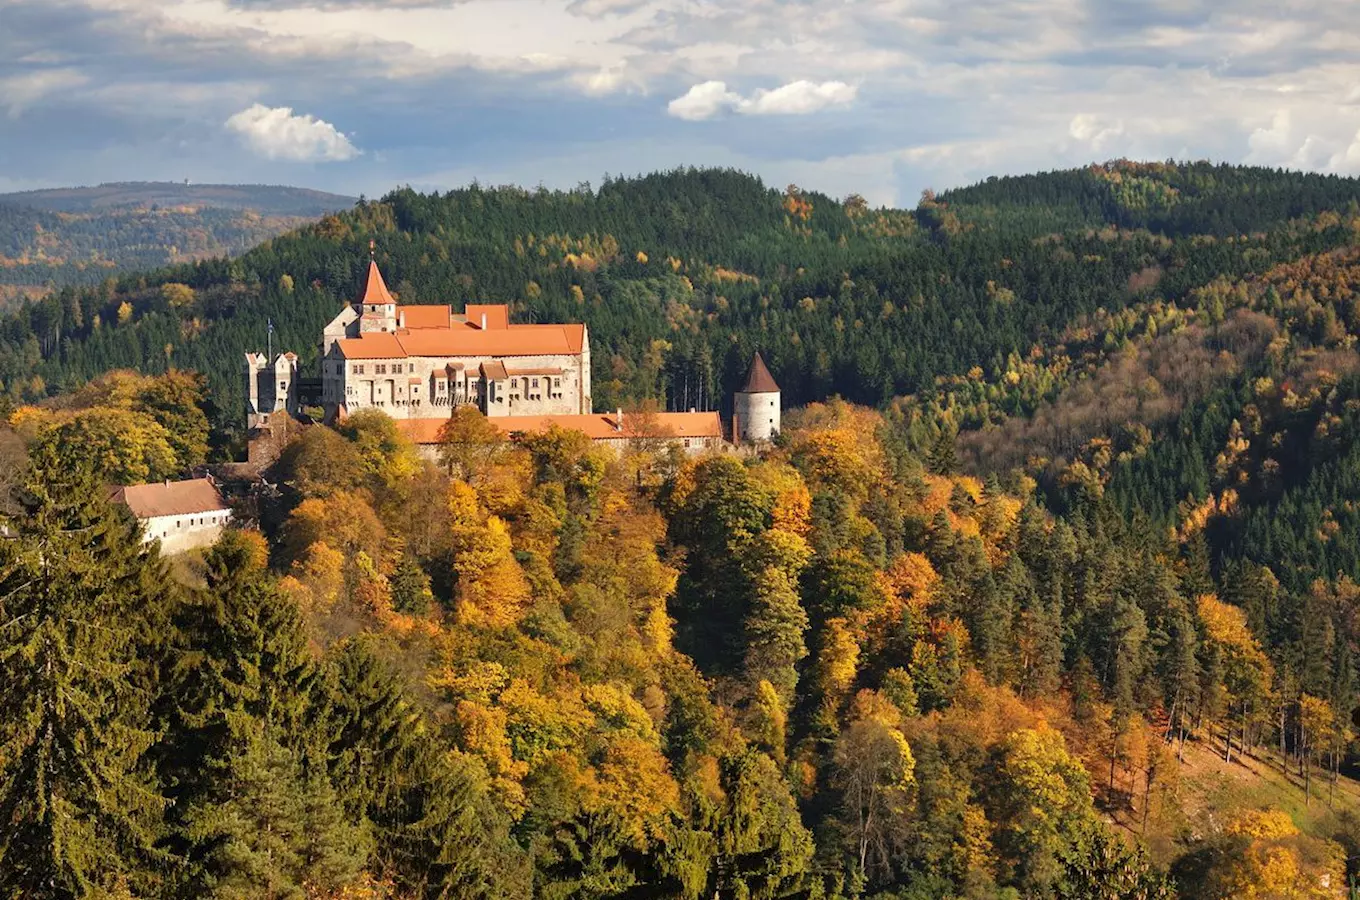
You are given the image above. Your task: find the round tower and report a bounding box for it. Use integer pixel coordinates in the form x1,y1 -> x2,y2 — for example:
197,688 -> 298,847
734,351 -> 780,443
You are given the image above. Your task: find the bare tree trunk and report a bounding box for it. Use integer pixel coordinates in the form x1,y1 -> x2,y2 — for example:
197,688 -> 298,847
1279,705 -> 1287,774
1141,768 -> 1154,834
1330,749 -> 1338,809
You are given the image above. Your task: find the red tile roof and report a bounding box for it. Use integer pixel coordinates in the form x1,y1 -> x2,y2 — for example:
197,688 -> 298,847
395,411 -> 723,445
337,333 -> 405,359
113,478 -> 229,519
399,305 -> 454,329
740,352 -> 780,393
357,260 -> 395,306
466,304 -> 509,330
337,323 -> 586,360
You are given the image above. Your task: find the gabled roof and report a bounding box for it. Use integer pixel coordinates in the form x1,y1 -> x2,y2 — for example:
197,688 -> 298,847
336,333 -> 404,359
739,352 -> 780,393
356,260 -> 395,307
399,305 -> 454,329
465,304 -> 509,330
113,478 -> 229,519
336,323 -> 586,360
394,411 -> 723,444
481,360 -> 509,380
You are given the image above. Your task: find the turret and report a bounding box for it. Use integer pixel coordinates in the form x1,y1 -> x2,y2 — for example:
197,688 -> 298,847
355,259 -> 398,333
244,351 -> 299,429
733,351 -> 780,443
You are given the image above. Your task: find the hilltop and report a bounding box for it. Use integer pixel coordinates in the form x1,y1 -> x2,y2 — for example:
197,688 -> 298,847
0,181 -> 355,306
0,181 -> 354,215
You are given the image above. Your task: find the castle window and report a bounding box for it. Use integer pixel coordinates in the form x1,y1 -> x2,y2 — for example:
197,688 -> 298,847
409,363 -> 415,373
770,400 -> 775,407
531,378 -> 539,388
354,364 -> 365,375
553,377 -> 561,387
510,379 -> 518,389
376,364 -> 387,375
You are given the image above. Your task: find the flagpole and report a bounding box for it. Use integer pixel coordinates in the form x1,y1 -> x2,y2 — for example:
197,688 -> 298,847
268,318 -> 273,363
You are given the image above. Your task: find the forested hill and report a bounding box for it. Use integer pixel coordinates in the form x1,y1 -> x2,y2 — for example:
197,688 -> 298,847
0,182 -> 354,303
11,162 -> 1360,897
5,162 -> 1358,421
938,161 -> 1360,235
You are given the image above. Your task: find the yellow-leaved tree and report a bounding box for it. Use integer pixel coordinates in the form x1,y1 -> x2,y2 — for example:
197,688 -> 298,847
1197,594 -> 1274,763
449,481 -> 529,627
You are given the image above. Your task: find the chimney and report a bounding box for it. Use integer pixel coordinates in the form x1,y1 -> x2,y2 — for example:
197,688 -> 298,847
398,310 -> 406,329
615,408 -> 624,432
481,313 -> 488,330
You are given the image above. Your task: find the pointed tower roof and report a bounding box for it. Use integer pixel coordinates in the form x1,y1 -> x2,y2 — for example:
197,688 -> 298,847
739,352 -> 780,393
356,259 -> 395,307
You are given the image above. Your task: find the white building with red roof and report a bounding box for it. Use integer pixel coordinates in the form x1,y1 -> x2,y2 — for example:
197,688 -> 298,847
243,255 -> 779,459
318,260 -> 591,422
112,478 -> 234,554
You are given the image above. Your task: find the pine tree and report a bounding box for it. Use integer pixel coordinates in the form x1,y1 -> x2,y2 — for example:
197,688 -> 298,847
0,447 -> 174,897
164,530 -> 359,895
324,637 -> 529,898
927,426 -> 958,476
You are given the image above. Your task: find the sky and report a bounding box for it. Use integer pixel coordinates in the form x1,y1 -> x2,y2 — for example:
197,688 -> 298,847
2,0 -> 1359,207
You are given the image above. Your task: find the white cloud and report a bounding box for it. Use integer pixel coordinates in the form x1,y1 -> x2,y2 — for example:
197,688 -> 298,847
1246,109 -> 1294,163
573,64 -> 646,96
225,104 -> 360,162
1068,114 -> 1125,153
667,79 -> 857,120
743,80 -> 858,115
667,80 -> 744,120
0,69 -> 88,118
566,0 -> 647,17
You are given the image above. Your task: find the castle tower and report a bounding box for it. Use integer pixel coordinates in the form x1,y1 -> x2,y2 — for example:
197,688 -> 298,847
734,351 -> 780,443
244,351 -> 299,429
355,259 -> 398,333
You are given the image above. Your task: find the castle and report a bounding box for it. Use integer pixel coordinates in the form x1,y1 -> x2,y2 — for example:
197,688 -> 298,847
246,259 -> 778,456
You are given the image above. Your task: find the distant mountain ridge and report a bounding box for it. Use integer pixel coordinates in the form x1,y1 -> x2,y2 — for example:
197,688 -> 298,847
0,182 -> 355,216
0,182 -> 356,304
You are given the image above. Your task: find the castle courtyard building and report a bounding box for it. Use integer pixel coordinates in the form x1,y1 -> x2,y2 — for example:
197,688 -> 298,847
245,257 -> 778,459
320,261 -> 591,422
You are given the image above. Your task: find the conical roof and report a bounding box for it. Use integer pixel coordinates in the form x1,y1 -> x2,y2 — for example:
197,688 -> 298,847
356,259 -> 395,306
739,352 -> 780,393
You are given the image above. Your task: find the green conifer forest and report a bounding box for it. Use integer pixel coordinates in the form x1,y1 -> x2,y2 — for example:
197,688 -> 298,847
6,162 -> 1360,898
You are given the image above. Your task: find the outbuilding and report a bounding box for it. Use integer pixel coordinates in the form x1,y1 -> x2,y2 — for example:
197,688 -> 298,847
112,478 -> 234,554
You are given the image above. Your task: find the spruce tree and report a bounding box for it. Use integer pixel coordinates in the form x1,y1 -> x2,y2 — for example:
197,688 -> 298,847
0,446 -> 174,897
165,530 -> 366,896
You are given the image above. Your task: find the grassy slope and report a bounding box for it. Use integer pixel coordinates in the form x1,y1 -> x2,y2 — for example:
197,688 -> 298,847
1112,736 -> 1360,871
